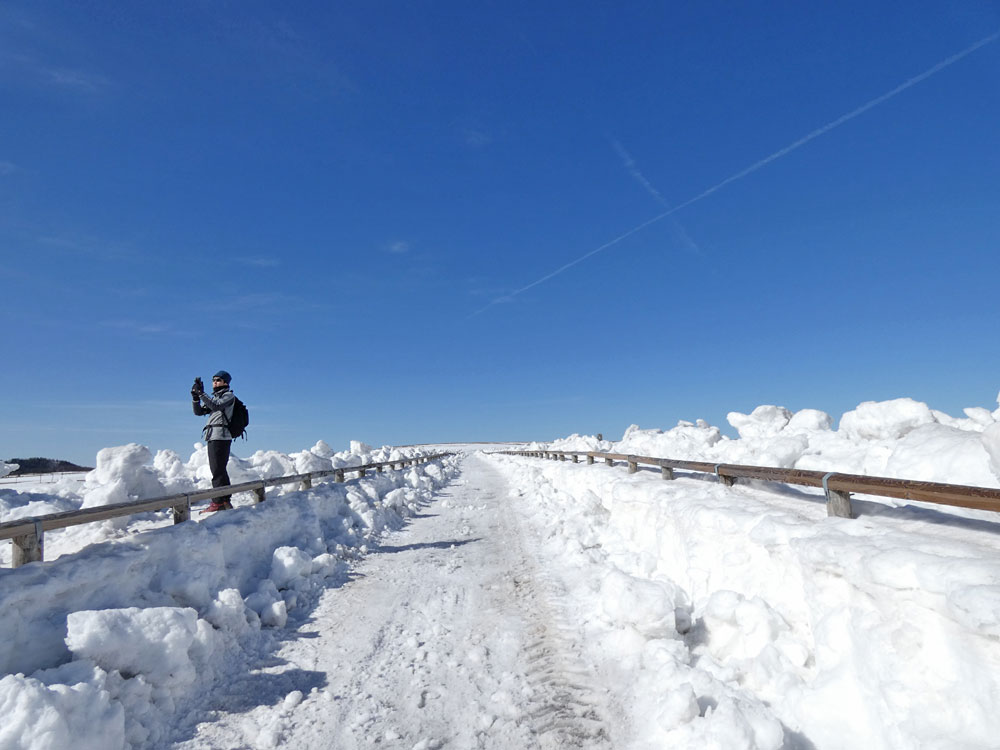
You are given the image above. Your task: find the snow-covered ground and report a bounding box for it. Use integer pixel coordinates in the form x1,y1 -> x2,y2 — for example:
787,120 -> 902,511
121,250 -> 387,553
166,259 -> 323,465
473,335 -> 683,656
3,396 -> 1000,748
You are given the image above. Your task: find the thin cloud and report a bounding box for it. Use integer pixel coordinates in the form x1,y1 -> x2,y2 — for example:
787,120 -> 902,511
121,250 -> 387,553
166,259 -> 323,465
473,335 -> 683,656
37,400 -> 189,411
44,66 -> 110,93
235,256 -> 281,268
387,241 -> 410,254
471,28 -> 1000,317
101,320 -> 174,336
35,233 -> 137,262
211,292 -> 295,312
209,12 -> 354,96
0,9 -> 111,95
0,50 -> 111,95
208,291 -> 330,315
464,129 -> 493,148
0,161 -> 17,176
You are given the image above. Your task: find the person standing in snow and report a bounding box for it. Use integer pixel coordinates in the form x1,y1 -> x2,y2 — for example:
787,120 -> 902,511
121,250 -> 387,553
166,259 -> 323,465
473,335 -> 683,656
192,370 -> 236,512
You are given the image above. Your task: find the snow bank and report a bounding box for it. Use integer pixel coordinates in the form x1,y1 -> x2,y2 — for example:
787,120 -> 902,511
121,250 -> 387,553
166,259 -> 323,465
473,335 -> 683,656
0,454 -> 459,749
544,395 -> 1000,487
490,452 -> 1000,750
0,439 -> 441,566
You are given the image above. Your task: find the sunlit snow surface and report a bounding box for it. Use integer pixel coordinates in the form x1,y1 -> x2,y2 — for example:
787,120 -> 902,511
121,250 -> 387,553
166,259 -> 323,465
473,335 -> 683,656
2,398 -> 1000,748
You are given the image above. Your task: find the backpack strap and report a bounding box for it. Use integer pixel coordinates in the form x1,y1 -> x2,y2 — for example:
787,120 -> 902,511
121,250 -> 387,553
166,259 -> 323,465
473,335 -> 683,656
215,392 -> 236,439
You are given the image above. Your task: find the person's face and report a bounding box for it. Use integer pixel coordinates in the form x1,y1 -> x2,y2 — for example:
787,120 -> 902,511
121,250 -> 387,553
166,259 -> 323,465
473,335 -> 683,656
212,377 -> 227,387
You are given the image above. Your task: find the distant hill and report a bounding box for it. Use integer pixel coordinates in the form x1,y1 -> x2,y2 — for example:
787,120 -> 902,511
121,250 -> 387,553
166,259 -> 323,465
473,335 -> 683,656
6,457 -> 93,475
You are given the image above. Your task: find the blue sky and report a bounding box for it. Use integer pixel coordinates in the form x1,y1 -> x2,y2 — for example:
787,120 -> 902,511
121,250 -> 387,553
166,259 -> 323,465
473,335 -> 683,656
2,2 -> 999,465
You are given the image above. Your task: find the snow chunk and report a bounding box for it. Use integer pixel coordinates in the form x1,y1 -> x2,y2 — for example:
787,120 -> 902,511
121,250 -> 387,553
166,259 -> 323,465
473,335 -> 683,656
65,607 -> 202,689
204,588 -> 253,633
701,591 -> 790,662
785,408 -> 833,434
349,440 -> 373,455
311,440 -> 335,458
261,601 -> 288,629
247,450 -> 297,480
601,569 -> 685,639
616,421 -> 722,459
982,423 -> 1000,482
727,406 -> 792,440
152,449 -> 197,493
885,423 -> 998,486
245,580 -> 288,627
271,546 -> 314,589
839,398 -> 936,441
0,664 -> 124,750
311,553 -> 339,578
293,450 -> 333,474
81,444 -> 166,509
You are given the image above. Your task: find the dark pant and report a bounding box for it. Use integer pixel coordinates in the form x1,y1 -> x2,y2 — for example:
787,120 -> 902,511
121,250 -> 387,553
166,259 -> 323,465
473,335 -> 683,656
207,439 -> 232,502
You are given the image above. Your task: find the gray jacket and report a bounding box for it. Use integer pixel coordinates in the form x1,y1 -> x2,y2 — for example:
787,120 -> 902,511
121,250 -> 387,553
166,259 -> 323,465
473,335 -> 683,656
193,387 -> 236,441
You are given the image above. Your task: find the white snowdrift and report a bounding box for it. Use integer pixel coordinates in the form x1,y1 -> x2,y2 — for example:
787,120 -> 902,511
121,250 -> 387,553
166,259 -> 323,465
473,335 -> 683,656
542,395 -> 1000,488
1,439 -> 438,566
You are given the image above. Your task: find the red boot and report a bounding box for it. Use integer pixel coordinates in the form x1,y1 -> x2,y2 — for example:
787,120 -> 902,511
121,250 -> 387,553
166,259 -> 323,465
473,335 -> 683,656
201,501 -> 229,513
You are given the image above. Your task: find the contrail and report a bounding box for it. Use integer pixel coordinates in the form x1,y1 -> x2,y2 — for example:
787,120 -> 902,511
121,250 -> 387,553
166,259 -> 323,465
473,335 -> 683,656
612,138 -> 706,257
612,138 -> 671,207
471,28 -> 1000,318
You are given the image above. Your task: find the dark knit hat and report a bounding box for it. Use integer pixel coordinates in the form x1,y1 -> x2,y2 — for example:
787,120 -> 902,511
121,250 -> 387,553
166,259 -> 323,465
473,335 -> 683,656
212,370 -> 232,384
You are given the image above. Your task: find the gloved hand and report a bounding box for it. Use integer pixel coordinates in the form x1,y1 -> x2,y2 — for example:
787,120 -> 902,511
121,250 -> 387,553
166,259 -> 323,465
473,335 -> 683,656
191,377 -> 204,399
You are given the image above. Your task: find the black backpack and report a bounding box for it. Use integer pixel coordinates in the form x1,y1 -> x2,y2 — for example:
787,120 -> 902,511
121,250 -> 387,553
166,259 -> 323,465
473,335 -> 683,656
223,396 -> 250,440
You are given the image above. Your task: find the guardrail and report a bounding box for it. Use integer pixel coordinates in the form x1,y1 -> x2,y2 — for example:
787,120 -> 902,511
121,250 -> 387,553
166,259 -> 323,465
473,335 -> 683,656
0,452 -> 453,568
498,450 -> 1000,519
0,471 -> 88,486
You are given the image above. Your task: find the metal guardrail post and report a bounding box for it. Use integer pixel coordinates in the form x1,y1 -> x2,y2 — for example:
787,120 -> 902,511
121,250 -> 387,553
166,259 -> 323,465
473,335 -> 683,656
172,497 -> 191,524
628,457 -> 638,473
335,470 -> 345,483
605,457 -> 613,466
12,522 -> 43,567
823,473 -> 853,518
715,465 -> 736,487
254,486 -> 267,503
661,466 -> 674,480
587,455 -> 594,465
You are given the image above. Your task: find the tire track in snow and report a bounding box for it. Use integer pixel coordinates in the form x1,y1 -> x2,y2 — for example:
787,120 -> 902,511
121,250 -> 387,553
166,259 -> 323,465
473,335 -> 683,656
172,453 -> 621,749
495,480 -> 616,749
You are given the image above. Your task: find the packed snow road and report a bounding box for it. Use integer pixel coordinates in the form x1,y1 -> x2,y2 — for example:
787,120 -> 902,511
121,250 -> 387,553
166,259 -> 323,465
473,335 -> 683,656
173,454 -> 623,749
